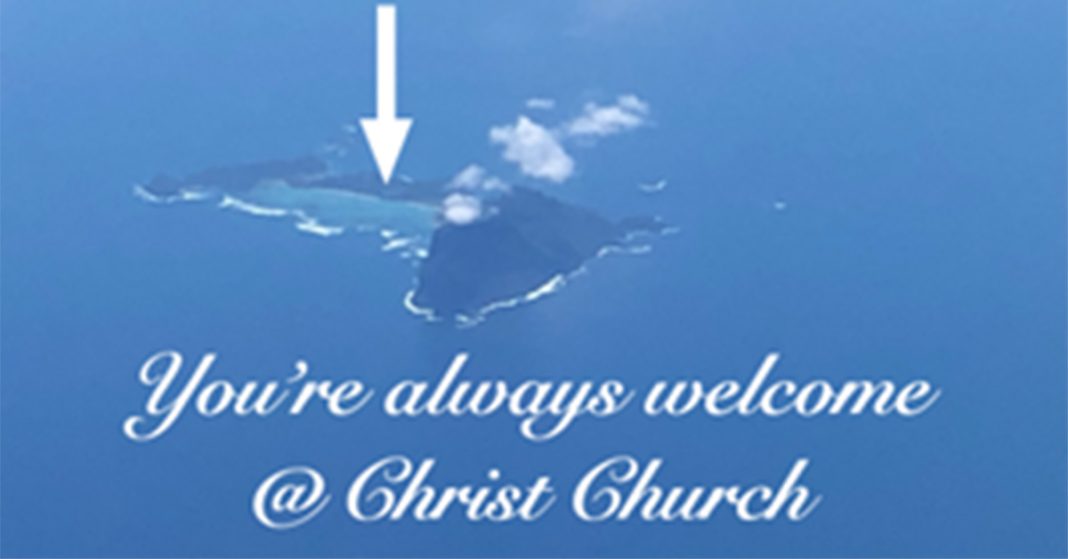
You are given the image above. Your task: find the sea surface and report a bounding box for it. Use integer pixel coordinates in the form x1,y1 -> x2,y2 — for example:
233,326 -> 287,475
2,1 -> 1066,556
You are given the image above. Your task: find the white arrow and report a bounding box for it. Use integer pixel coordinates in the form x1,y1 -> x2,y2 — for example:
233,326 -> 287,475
360,4 -> 412,185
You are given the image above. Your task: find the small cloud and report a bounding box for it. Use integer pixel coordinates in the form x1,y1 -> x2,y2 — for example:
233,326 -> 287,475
489,116 -> 575,183
638,179 -> 667,193
563,94 -> 650,138
447,164 -> 510,192
773,200 -> 788,211
448,164 -> 485,189
525,97 -> 556,110
322,142 -> 349,158
442,193 -> 483,225
617,94 -> 648,112
487,94 -> 651,184
483,176 -> 510,191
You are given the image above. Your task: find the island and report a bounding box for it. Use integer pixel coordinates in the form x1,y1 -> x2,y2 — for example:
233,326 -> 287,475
137,157 -> 667,324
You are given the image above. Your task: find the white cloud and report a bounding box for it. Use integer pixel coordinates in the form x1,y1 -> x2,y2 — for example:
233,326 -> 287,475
489,116 -> 575,183
441,193 -> 483,225
482,176 -> 510,191
638,179 -> 667,193
486,94 -> 651,184
618,94 -> 648,112
448,164 -> 485,189
563,94 -> 650,138
525,97 -> 556,110
447,164 -> 510,192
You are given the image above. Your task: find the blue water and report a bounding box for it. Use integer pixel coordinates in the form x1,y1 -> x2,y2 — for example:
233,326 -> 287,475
2,1 -> 1066,556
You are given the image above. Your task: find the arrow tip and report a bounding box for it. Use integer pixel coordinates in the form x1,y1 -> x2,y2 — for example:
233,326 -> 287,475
359,117 -> 412,184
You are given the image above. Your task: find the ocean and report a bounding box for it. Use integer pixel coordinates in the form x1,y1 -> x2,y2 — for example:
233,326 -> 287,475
2,1 -> 1066,556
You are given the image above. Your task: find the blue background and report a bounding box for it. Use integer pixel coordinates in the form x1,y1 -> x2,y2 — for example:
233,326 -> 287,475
2,0 -> 1066,556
